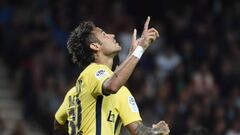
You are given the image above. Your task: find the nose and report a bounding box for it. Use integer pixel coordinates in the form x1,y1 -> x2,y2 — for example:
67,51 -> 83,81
109,34 -> 115,38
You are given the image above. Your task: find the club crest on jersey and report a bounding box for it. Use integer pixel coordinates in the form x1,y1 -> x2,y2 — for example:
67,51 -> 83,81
128,96 -> 139,112
95,69 -> 109,80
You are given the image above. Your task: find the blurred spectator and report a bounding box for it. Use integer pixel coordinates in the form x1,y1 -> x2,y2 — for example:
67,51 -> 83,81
226,118 -> 240,135
190,63 -> 219,95
0,117 -> 9,135
0,0 -> 239,135
187,126 -> 211,135
11,121 -> 26,135
155,47 -> 181,81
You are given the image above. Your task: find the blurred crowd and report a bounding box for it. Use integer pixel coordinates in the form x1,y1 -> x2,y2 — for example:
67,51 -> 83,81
0,0 -> 240,135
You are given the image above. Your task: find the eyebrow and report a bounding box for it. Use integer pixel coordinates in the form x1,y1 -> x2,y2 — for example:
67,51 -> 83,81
96,27 -> 103,32
94,27 -> 105,35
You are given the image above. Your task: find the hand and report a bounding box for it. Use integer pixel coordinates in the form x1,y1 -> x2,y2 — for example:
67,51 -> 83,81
152,121 -> 170,135
138,16 -> 159,50
128,29 -> 138,56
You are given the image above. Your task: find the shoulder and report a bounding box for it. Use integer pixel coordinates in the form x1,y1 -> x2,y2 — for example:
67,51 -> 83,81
81,63 -> 112,79
81,63 -> 109,74
66,87 -> 77,97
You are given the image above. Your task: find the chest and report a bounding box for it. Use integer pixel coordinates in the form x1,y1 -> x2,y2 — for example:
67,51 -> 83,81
101,96 -> 119,124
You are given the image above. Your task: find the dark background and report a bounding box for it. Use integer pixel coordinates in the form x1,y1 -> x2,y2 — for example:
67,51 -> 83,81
0,0 -> 240,135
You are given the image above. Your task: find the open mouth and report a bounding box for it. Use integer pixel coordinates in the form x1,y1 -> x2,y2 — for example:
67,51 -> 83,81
114,39 -> 118,44
113,39 -> 121,47
115,41 -> 120,46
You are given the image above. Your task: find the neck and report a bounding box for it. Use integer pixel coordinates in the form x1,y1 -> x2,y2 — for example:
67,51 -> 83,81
94,53 -> 114,69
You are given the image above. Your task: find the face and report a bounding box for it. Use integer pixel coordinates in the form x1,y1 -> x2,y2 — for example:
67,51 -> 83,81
92,27 -> 122,56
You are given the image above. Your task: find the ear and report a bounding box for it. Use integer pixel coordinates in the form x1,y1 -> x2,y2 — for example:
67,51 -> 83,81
90,43 -> 101,51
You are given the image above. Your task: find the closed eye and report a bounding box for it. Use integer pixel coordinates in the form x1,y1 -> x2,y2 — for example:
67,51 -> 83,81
102,31 -> 106,36
100,29 -> 107,37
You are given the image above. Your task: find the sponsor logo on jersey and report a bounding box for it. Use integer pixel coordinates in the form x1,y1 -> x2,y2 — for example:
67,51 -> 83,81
128,96 -> 139,112
95,69 -> 109,80
107,110 -> 115,122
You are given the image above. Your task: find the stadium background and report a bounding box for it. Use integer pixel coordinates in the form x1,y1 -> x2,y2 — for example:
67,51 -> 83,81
0,0 -> 240,134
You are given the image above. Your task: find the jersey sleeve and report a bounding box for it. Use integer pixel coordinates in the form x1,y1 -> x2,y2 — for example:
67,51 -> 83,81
117,87 -> 142,126
55,91 -> 69,125
87,65 -> 111,97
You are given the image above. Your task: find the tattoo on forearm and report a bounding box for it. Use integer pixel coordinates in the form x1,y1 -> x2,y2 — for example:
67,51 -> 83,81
136,123 -> 162,135
113,72 -> 118,78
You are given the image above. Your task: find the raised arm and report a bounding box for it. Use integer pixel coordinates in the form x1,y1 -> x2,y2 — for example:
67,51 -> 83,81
103,16 -> 159,94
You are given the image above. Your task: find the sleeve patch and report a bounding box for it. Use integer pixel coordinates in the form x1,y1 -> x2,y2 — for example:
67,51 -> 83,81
95,69 -> 109,80
128,96 -> 139,112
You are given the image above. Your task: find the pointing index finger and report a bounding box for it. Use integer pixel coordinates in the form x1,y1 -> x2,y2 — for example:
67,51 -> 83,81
133,29 -> 137,41
144,16 -> 150,31
131,28 -> 137,45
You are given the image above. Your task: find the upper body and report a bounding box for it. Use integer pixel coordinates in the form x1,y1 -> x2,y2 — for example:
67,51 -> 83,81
55,63 -> 142,135
55,17 -> 169,135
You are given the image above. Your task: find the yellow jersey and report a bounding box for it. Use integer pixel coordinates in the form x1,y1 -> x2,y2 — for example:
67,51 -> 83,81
55,63 -> 142,135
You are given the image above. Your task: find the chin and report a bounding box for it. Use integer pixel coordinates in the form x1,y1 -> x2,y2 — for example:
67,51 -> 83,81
118,45 -> 122,50
112,48 -> 121,56
114,44 -> 121,51
117,48 -> 122,53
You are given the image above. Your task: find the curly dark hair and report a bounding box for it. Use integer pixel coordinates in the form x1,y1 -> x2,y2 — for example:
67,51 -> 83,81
67,21 -> 100,71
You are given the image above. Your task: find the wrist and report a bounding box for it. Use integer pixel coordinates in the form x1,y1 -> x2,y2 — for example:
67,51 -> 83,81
132,46 -> 145,59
